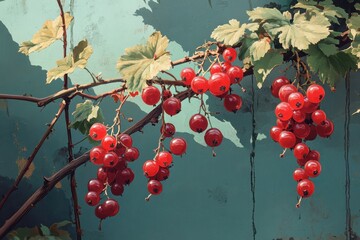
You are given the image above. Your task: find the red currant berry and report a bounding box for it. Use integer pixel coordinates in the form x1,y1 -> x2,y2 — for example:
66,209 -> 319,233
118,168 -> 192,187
304,160 -> 322,177
293,168 -> 308,182
293,123 -> 311,139
305,124 -> 317,141
111,183 -> 124,196
161,123 -> 176,138
278,84 -> 297,102
302,97 -> 319,113
221,61 -> 232,72
224,94 -> 242,113
143,160 -> 160,177
271,77 -> 290,98
85,191 -> 100,206
210,63 -> 222,75
222,47 -> 237,62
103,152 -> 119,168
90,146 -> 106,165
306,150 -> 320,162
180,68 -> 196,86
278,131 -> 296,149
297,179 -> 315,198
189,114 -> 208,133
103,199 -> 120,217
275,102 -> 293,121
169,138 -> 187,155
270,126 -> 282,142
118,168 -> 135,185
204,128 -> 223,147
155,151 -> 173,167
288,92 -> 304,110
311,110 -> 327,125
89,123 -> 107,141
95,205 -> 107,219
97,167 -> 108,183
293,143 -> 310,159
147,179 -> 163,195
163,97 -> 181,116
101,135 -> 117,151
124,147 -> 139,162
297,158 -> 308,167
208,72 -> 230,96
141,86 -> 161,105
292,110 -> 306,123
117,134 -> 133,148
226,66 -> 244,84
155,167 -> 170,181
162,89 -> 172,100
307,84 -> 325,103
276,119 -> 293,130
316,119 -> 334,138
191,76 -> 209,94
88,179 -> 104,194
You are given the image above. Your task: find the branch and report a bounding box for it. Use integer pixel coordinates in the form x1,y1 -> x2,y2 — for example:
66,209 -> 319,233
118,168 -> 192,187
0,101 -> 66,210
0,66 -> 254,238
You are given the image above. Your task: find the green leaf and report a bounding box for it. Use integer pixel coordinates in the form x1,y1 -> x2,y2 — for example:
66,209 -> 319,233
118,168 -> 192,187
46,40 -> 93,84
210,19 -> 248,46
249,38 -> 271,62
253,49 -> 284,87
40,224 -> 51,236
293,0 -> 348,24
71,100 -> 104,135
248,7 -> 331,50
237,34 -> 258,62
7,227 -> 40,240
306,46 -> 357,86
19,13 -> 73,55
116,31 -> 171,92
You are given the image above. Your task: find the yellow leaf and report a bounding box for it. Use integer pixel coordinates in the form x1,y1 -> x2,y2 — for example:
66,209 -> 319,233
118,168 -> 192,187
19,12 -> 73,55
55,181 -> 62,189
16,158 -> 35,178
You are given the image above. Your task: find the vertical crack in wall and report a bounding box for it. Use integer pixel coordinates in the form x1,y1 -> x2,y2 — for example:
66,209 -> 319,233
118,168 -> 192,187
344,72 -> 352,240
250,75 -> 257,240
69,0 -> 75,51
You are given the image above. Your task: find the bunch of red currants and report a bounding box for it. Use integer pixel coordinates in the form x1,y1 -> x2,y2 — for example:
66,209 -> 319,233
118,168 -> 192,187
269,77 -> 333,206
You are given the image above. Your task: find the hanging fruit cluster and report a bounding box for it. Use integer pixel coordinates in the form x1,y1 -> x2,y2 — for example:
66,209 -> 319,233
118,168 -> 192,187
269,77 -> 334,207
86,123 -> 139,222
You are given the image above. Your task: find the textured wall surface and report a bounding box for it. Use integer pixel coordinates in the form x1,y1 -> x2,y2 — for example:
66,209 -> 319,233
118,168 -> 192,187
0,0 -> 360,239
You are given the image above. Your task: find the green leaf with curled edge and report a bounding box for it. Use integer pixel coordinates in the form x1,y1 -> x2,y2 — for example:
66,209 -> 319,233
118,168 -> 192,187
70,100 -> 104,135
293,0 -> 348,24
248,7 -> 331,50
306,46 -> 357,86
46,40 -> 93,84
19,12 -> 73,55
253,49 -> 284,88
116,31 -> 171,92
347,13 -> 360,68
211,19 -> 249,46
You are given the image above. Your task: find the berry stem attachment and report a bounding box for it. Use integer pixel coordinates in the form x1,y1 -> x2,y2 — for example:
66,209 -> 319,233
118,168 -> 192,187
280,148 -> 287,158
145,194 -> 152,202
296,197 -> 303,208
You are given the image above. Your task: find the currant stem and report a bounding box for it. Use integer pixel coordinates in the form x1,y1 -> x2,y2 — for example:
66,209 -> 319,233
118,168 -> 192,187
296,197 -> 303,208
145,194 -> 152,201
280,148 -> 287,158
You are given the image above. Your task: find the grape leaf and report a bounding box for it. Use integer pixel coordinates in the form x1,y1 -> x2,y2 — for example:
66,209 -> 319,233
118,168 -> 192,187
249,37 -> 271,62
210,19 -> 248,46
306,46 -> 358,86
71,100 -> 104,135
248,7 -> 331,50
46,40 -> 93,84
293,0 -> 348,24
116,31 -> 171,92
19,13 -> 73,55
253,49 -> 284,87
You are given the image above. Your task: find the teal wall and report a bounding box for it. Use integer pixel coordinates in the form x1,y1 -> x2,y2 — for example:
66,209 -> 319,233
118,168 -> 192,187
0,0 -> 360,239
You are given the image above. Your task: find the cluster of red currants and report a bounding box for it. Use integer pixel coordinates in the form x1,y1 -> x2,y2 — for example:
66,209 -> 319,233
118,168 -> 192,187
180,47 -> 244,113
86,123 -> 139,220
269,77 -> 333,205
